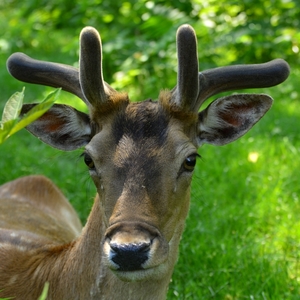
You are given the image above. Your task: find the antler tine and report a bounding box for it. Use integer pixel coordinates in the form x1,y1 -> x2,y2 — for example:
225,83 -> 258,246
171,24 -> 199,111
79,27 -> 116,108
194,58 -> 290,111
6,52 -> 86,102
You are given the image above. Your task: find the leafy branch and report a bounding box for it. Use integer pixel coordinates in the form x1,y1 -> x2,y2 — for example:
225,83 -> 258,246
0,88 -> 60,144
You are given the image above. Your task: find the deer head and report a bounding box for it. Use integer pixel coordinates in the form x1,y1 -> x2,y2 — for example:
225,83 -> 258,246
6,25 -> 289,285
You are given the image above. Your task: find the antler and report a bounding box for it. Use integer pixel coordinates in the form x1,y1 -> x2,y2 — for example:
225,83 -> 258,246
6,52 -> 85,101
195,58 -> 290,111
171,25 -> 199,111
172,25 -> 290,112
7,25 -> 290,113
79,26 -> 117,107
6,27 -> 117,108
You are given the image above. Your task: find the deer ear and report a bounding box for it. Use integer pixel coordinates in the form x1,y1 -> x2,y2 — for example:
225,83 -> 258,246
21,104 -> 92,151
197,94 -> 273,146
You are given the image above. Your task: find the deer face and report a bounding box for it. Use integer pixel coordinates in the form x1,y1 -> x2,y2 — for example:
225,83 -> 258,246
6,25 -> 289,282
83,97 -> 199,280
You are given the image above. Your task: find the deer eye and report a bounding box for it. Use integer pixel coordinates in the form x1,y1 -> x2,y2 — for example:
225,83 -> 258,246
183,154 -> 198,172
83,153 -> 95,170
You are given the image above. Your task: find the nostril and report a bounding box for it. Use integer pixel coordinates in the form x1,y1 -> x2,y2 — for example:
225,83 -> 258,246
110,242 -> 150,271
110,242 -> 150,253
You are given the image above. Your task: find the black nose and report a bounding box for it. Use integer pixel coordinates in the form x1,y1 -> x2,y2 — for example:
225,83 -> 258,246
110,242 -> 150,271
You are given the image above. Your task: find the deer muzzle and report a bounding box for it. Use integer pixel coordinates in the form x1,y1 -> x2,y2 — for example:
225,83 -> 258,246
103,221 -> 169,280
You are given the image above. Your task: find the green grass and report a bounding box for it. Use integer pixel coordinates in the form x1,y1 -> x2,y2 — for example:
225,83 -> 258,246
0,283 -> 48,300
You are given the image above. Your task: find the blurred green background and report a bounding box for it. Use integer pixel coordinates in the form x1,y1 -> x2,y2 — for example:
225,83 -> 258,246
1,0 -> 300,299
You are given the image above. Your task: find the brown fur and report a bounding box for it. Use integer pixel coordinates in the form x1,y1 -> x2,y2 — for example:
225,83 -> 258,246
159,90 -> 198,123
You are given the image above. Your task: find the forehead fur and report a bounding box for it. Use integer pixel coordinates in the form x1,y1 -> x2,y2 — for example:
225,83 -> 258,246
91,90 -> 199,146
112,100 -> 170,146
91,89 -> 198,130
110,101 -> 170,191
158,90 -> 198,123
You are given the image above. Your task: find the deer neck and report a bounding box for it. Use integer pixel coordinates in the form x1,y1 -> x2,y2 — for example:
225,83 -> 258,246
49,194 -> 184,300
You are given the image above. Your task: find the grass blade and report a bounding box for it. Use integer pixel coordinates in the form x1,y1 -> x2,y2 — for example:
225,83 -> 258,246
38,282 -> 49,300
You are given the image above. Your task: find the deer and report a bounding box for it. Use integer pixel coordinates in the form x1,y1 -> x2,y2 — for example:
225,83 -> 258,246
0,24 -> 289,300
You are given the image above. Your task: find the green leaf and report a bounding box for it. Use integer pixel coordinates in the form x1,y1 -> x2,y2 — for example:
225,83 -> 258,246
1,87 -> 24,123
0,88 -> 61,145
0,119 -> 18,144
9,88 -> 61,136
